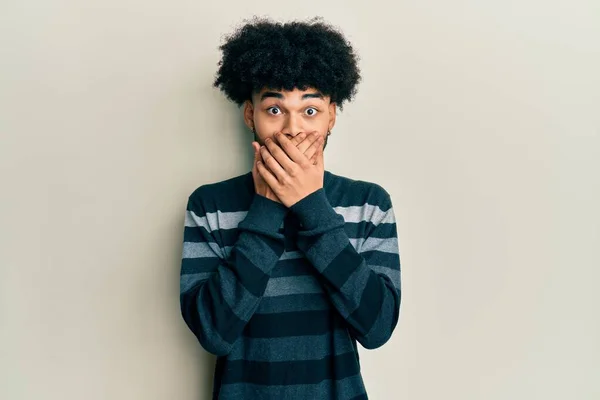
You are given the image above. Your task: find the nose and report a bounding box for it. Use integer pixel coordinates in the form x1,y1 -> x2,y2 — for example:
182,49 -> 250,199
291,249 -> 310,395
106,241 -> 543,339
281,113 -> 303,139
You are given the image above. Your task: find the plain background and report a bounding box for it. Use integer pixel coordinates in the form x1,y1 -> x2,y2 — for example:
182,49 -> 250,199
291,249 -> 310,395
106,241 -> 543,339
1,1 -> 599,399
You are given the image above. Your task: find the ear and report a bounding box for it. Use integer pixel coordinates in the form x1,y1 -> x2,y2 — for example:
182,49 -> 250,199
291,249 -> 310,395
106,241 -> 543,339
328,101 -> 337,132
243,100 -> 255,130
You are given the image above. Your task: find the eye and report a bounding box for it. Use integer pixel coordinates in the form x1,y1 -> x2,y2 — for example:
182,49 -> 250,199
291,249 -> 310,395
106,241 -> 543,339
305,107 -> 318,116
267,106 -> 281,115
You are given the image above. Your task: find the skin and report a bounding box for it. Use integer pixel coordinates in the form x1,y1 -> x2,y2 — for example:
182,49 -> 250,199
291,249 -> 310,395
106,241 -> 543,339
243,87 -> 337,206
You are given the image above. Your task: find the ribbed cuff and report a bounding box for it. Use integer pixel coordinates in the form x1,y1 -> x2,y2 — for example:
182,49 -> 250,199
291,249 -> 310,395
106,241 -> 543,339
237,194 -> 288,238
289,188 -> 343,231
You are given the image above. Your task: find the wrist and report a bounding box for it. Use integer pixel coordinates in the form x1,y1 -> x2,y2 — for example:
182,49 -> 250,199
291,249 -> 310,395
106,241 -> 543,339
239,193 -> 288,235
289,188 -> 342,230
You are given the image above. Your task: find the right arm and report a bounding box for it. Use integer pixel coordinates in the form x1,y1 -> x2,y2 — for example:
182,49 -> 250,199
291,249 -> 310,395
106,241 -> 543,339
179,187 -> 288,356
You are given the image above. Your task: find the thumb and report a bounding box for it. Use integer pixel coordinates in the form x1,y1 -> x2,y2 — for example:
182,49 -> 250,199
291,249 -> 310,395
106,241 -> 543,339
252,142 -> 260,170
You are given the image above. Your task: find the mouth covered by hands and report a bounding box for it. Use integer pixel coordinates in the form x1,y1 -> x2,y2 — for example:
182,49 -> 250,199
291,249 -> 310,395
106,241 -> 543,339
251,131 -> 325,207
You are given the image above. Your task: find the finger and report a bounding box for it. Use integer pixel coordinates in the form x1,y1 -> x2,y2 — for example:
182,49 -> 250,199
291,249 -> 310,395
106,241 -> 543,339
315,136 -> 325,168
273,133 -> 309,168
260,145 -> 287,182
256,160 -> 279,190
289,132 -> 307,147
265,137 -> 297,171
252,142 -> 259,173
304,134 -> 322,161
296,131 -> 320,155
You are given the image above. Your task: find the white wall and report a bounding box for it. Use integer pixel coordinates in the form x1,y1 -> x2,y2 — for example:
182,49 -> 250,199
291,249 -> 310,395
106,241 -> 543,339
1,1 -> 598,399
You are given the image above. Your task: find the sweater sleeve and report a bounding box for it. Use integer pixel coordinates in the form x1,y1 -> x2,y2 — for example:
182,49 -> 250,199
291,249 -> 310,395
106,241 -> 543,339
179,188 -> 288,356
289,187 -> 401,350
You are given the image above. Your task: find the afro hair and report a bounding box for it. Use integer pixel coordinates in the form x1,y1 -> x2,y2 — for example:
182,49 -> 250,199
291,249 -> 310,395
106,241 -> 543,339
212,16 -> 361,110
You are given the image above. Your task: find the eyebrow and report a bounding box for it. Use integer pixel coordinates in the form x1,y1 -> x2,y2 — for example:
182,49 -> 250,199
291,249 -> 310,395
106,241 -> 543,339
259,91 -> 324,101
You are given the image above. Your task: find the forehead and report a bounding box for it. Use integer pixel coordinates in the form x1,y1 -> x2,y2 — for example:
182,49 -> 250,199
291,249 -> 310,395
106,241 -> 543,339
254,86 -> 329,102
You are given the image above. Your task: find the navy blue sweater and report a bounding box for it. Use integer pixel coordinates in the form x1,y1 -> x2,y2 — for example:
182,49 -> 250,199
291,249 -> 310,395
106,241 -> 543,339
179,169 -> 401,399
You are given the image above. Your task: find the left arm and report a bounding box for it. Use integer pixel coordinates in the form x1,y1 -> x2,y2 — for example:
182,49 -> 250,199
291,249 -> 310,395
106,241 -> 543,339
290,187 -> 401,350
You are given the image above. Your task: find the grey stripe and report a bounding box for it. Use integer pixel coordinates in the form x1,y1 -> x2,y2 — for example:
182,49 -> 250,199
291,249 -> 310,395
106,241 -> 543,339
185,209 -> 248,230
181,273 -> 326,298
180,272 -> 212,293
278,250 -> 304,260
180,269 -> 256,322
264,275 -> 324,297
333,203 -> 395,225
186,204 -> 395,233
227,329 -> 354,361
219,247 -> 303,260
370,265 -> 401,290
186,209 -> 284,230
219,266 -> 259,321
182,241 -> 224,259
183,238 -> 397,263
349,237 -> 399,254
218,374 -> 366,400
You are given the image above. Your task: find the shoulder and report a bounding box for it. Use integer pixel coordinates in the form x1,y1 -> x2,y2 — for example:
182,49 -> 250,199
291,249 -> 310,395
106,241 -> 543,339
187,171 -> 253,214
325,170 -> 393,212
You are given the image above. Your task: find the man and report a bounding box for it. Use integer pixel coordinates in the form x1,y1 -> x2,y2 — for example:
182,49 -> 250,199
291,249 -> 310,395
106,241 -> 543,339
179,16 -> 401,399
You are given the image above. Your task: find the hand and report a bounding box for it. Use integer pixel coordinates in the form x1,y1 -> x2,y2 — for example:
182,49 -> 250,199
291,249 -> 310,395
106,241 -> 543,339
251,141 -> 281,203
256,132 -> 325,208
289,131 -> 321,165
251,131 -> 322,203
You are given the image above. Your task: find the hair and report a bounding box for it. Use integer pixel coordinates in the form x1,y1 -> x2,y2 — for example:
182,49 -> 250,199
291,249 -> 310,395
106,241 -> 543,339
213,16 -> 361,110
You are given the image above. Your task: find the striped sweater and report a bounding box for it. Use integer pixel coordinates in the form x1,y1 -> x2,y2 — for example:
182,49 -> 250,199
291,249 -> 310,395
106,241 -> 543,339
179,169 -> 401,399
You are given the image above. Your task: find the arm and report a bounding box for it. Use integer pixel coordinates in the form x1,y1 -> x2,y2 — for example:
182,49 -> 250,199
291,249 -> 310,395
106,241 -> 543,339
289,187 -> 401,349
179,188 -> 288,356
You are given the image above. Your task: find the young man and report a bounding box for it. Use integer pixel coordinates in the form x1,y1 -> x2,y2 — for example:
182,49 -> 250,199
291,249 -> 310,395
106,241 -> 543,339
179,16 -> 401,400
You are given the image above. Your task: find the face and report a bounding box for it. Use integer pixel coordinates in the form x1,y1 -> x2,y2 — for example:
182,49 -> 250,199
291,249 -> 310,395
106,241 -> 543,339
243,86 -> 336,149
